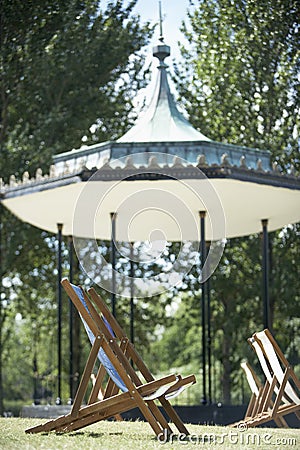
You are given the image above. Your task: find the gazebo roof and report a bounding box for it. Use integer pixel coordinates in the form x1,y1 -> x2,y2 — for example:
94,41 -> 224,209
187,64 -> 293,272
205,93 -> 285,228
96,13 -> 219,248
117,43 -> 210,143
1,39 -> 300,242
50,40 -> 271,172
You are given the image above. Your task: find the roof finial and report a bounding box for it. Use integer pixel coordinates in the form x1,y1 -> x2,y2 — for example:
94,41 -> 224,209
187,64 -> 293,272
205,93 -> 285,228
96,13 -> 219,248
153,0 -> 170,64
159,1 -> 164,43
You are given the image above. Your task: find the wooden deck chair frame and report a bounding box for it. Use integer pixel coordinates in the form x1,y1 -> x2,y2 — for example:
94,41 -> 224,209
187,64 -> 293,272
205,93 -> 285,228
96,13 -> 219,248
90,373 -> 122,421
231,361 -> 287,428
87,284 -> 195,416
26,279 -> 196,439
242,329 -> 300,428
241,361 -> 263,421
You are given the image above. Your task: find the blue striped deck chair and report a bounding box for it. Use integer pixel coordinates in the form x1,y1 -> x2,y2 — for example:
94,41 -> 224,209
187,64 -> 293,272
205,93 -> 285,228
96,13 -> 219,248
26,278 -> 196,440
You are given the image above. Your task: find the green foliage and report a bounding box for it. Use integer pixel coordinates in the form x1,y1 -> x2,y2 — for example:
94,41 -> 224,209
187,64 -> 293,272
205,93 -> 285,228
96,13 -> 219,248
176,0 -> 300,170
152,0 -> 300,404
0,0 -> 153,410
0,0 -> 299,410
0,0 -> 153,176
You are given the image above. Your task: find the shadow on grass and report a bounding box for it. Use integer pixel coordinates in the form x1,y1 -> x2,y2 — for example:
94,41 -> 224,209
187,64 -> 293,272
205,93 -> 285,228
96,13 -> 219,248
59,431 -> 123,438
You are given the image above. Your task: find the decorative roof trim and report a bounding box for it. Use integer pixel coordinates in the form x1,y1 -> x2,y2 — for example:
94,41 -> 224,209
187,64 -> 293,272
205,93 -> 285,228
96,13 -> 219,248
2,154 -> 299,200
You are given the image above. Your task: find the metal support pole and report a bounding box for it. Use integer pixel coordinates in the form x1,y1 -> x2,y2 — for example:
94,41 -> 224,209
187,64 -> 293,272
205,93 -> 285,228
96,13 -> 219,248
130,243 -> 135,344
110,213 -> 117,317
206,241 -> 212,404
200,211 -> 207,405
68,235 -> 74,404
56,223 -> 63,405
261,219 -> 270,330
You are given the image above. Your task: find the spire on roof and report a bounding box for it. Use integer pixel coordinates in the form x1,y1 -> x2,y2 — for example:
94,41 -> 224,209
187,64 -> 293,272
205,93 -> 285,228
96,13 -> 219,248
117,2 -> 210,143
152,0 -> 171,66
158,0 -> 164,43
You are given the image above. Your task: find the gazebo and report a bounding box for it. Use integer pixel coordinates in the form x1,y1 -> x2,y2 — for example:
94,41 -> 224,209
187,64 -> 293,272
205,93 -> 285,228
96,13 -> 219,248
1,35 -> 300,405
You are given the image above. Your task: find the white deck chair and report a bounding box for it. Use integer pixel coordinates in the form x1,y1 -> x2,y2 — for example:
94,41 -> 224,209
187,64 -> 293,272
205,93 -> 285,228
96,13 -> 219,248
241,361 -> 263,420
245,329 -> 300,427
231,361 -> 287,427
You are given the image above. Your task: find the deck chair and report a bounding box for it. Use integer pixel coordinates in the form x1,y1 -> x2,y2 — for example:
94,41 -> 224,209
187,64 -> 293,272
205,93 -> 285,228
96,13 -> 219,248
90,373 -> 122,421
26,279 -> 196,439
87,284 -> 195,402
240,361 -> 264,421
242,329 -> 300,428
231,361 -> 287,427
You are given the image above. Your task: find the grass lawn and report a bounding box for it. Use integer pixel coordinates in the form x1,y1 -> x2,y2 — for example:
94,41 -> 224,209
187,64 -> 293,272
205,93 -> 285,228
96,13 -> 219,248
0,418 -> 299,450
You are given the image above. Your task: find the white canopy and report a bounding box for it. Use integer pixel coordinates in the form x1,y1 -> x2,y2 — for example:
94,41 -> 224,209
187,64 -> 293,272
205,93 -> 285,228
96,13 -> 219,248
3,166 -> 300,242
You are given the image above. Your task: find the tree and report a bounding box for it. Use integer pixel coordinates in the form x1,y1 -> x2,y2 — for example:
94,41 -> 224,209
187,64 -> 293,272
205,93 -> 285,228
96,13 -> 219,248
0,0 -> 153,176
0,0 -> 153,413
165,0 -> 300,403
151,236 -> 263,404
177,0 -> 300,169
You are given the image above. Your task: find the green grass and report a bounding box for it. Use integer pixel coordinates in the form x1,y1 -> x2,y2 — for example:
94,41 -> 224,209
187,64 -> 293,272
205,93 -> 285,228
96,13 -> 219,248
0,418 -> 299,450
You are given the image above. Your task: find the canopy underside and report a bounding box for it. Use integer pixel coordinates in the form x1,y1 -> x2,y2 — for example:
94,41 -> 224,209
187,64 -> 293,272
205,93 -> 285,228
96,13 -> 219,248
3,178 -> 300,242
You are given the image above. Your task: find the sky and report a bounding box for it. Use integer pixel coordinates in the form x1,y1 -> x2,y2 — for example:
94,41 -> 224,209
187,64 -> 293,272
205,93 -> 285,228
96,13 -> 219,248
130,0 -> 193,105
102,0 -> 192,58
100,1 -> 193,105
131,0 -> 191,60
